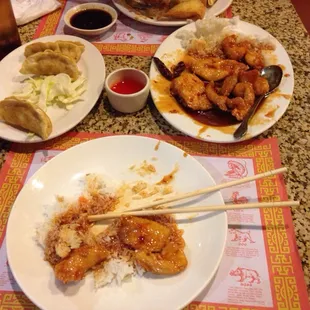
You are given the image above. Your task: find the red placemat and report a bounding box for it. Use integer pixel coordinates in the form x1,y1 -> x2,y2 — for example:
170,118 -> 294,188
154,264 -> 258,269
0,132 -> 308,309
33,0 -> 232,56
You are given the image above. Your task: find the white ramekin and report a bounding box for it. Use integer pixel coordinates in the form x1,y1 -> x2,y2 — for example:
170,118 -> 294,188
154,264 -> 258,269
105,68 -> 150,113
64,3 -> 117,36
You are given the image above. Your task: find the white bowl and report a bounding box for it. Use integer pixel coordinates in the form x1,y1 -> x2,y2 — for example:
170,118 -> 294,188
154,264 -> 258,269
105,68 -> 150,113
64,3 -> 117,36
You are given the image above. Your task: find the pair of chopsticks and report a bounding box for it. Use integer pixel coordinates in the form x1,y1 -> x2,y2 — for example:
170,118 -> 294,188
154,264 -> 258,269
88,167 -> 299,222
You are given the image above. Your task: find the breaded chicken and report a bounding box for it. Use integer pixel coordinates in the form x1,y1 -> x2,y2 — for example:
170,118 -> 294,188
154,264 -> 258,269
245,50 -> 264,70
135,243 -> 187,275
222,35 -> 247,61
220,75 -> 238,96
170,72 -> 212,110
54,245 -> 109,283
206,82 -> 228,111
227,82 -> 256,120
189,57 -> 248,81
226,97 -> 249,121
118,216 -> 170,252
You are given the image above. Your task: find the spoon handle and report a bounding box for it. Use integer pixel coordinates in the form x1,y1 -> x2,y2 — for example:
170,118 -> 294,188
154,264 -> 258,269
233,94 -> 265,139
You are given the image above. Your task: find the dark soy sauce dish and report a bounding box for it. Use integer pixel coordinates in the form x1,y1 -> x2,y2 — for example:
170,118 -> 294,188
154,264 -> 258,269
64,4 -> 117,36
70,9 -> 113,30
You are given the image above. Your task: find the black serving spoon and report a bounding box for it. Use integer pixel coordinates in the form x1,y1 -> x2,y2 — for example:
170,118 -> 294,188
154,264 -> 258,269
233,65 -> 283,140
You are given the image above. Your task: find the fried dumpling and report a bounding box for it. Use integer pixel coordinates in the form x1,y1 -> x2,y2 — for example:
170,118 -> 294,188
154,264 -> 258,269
24,41 -> 85,62
24,42 -> 60,58
164,0 -> 206,19
20,50 -> 80,80
57,40 -> 85,52
0,97 -> 52,139
56,41 -> 84,62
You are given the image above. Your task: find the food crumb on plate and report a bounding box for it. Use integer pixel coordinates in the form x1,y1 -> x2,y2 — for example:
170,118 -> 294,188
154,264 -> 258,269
131,160 -> 156,176
56,195 -> 64,202
132,181 -> 148,193
187,213 -> 198,220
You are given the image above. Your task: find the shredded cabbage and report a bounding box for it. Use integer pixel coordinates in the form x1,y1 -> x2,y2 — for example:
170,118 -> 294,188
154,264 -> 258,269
13,73 -> 87,111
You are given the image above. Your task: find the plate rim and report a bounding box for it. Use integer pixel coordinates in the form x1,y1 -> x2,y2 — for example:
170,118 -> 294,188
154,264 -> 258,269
149,20 -> 295,143
112,0 -> 233,27
6,135 -> 228,310
0,34 -> 106,144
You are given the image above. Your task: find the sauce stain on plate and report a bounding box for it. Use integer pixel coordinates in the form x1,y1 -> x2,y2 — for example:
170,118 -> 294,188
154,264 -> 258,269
265,91 -> 291,101
265,106 -> 279,118
157,164 -> 179,185
154,140 -> 161,151
252,91 -> 291,122
197,125 -> 208,138
278,64 -> 286,72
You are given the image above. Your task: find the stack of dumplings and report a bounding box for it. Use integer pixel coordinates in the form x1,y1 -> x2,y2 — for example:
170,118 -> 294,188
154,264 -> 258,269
0,40 -> 85,140
20,40 -> 85,80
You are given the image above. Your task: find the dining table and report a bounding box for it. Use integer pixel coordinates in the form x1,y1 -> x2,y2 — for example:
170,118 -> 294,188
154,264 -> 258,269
0,0 -> 309,306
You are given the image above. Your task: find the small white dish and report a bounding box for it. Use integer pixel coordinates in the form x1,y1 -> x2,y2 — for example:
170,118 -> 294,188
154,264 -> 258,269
64,3 -> 118,36
105,68 -> 150,113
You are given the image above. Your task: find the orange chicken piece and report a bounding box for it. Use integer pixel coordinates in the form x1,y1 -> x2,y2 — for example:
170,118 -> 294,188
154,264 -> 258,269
118,216 -> 170,252
54,245 -> 109,283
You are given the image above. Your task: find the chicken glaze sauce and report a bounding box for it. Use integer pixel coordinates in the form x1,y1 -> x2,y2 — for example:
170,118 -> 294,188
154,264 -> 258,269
151,76 -> 239,128
186,109 -> 239,126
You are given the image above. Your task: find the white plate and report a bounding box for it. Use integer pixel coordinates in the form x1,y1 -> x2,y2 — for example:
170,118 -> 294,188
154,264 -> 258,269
6,135 -> 227,310
150,21 -> 294,143
0,35 -> 106,143
112,0 -> 232,27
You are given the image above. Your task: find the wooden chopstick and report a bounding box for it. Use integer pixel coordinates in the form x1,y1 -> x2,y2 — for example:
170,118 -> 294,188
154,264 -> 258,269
122,167 -> 287,213
88,200 -> 299,222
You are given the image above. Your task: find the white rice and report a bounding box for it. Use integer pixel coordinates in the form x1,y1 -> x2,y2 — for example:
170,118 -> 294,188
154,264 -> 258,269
176,16 -> 275,52
83,173 -> 118,197
34,173 -> 113,247
35,221 -> 51,249
176,16 -> 239,50
94,258 -> 143,288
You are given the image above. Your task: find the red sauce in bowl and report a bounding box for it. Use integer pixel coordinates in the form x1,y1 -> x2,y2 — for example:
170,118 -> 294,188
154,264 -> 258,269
111,79 -> 145,94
